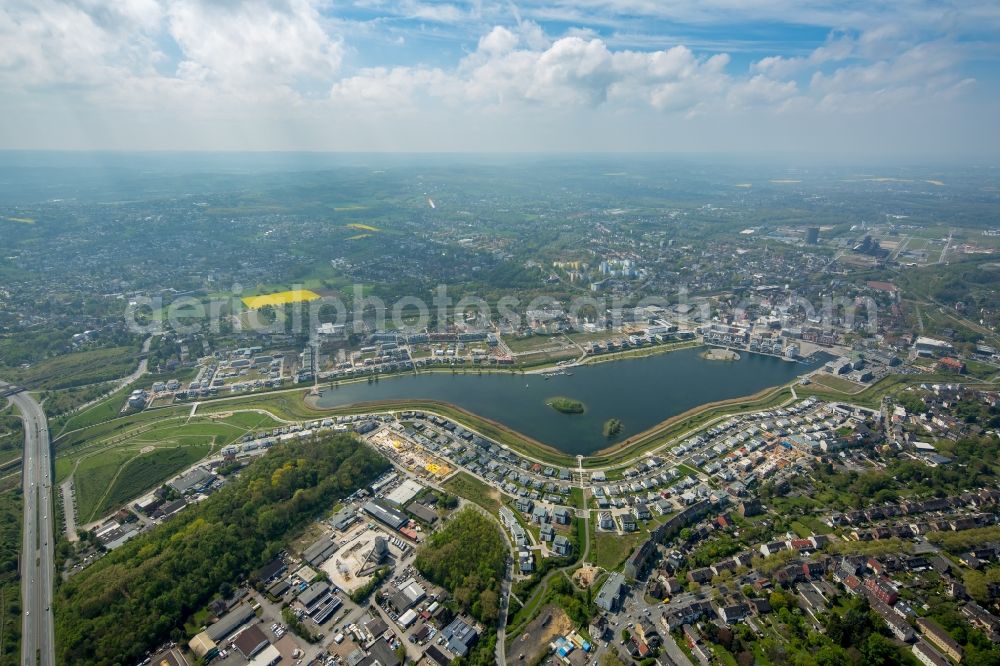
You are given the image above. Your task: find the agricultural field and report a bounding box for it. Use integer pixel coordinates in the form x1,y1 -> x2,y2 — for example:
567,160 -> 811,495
241,289 -> 321,309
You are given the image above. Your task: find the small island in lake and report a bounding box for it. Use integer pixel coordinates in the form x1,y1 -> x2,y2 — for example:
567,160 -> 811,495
603,418 -> 623,438
548,396 -> 586,414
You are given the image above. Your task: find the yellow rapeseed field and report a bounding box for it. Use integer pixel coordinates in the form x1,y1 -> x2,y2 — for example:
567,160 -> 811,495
241,289 -> 321,309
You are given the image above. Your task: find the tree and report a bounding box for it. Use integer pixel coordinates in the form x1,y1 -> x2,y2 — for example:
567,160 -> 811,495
599,654 -> 626,666
861,633 -> 899,666
479,589 -> 499,623
415,509 -> 506,624
769,589 -> 795,612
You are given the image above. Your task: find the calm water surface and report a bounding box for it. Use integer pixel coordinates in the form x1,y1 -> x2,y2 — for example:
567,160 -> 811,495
315,346 -> 820,455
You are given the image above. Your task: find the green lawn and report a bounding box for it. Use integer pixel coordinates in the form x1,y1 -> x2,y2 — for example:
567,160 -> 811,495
591,531 -> 644,572
54,457 -> 74,482
64,417 -> 240,523
797,515 -> 833,535
442,471 -> 501,515
56,401 -> 190,451
214,411 -> 283,431
132,420 -> 244,443
790,521 -> 813,538
503,335 -> 562,353
809,373 -> 864,393
95,444 -> 211,518
196,390 -> 324,421
57,387 -> 130,433
73,448 -> 138,522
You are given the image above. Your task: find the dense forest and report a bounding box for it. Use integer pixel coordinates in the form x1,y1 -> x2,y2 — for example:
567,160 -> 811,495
415,508 -> 507,624
0,330 -> 140,379
0,405 -> 22,457
54,434 -> 389,665
0,489 -> 21,665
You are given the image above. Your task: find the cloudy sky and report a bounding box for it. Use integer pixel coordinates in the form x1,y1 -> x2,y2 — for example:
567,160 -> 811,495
1,0 -> 998,158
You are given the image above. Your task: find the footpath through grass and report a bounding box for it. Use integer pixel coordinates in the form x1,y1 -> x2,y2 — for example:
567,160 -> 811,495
93,444 -> 212,520
62,417 -> 247,524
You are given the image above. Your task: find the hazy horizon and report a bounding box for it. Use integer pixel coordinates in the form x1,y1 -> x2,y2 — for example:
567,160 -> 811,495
0,149 -> 997,169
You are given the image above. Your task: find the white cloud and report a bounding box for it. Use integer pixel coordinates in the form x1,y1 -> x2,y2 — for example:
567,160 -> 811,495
726,74 -> 798,109
0,0 -> 343,104
334,34 -> 736,113
0,0 -> 162,89
167,0 -> 343,90
808,39 -> 970,112
0,0 -> 990,156
399,1 -> 471,24
514,0 -> 1000,35
751,32 -> 854,78
330,65 -> 455,107
478,26 -> 521,55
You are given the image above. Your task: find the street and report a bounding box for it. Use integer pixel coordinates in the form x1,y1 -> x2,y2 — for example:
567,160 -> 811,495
2,381 -> 55,666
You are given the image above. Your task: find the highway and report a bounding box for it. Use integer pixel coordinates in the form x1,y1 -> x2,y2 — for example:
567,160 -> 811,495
2,381 -> 55,666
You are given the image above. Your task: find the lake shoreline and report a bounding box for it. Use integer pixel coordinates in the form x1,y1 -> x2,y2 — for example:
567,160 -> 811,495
701,348 -> 740,361
304,345 -> 819,457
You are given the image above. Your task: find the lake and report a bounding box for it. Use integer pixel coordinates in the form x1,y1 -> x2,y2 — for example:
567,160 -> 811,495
314,346 -> 821,455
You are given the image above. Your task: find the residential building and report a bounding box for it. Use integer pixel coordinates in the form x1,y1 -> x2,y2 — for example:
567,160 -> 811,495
596,573 -> 627,612
917,618 -> 964,663
912,640 -> 952,666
